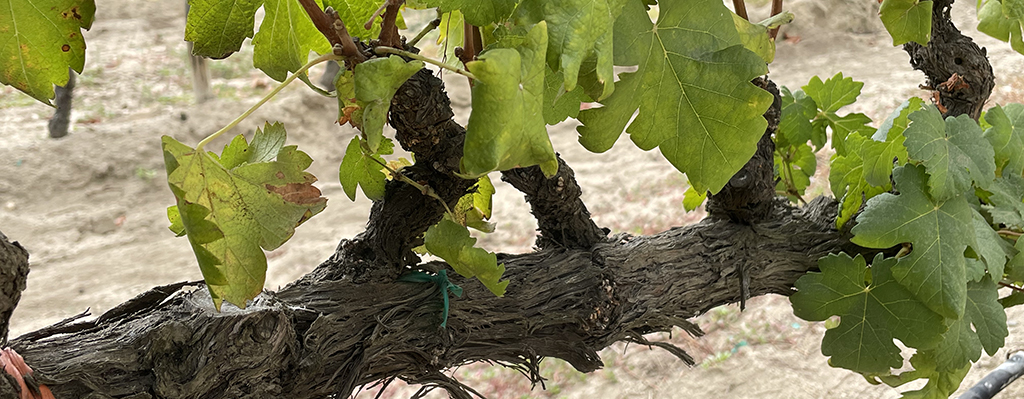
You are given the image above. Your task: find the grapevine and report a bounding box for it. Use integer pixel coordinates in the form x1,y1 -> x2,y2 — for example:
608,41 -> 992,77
2,0 -> 1024,398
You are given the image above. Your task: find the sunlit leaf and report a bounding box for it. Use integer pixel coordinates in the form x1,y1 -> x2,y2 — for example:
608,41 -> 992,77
0,0 -> 94,103
162,123 -> 327,309
424,219 -> 508,296
462,22 -> 558,177
576,0 -> 772,194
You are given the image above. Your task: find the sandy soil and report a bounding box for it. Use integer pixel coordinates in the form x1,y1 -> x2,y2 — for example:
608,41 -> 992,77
2,0 -> 1024,398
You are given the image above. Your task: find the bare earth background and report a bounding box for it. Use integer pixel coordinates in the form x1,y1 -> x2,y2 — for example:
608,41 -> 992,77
2,0 -> 1024,398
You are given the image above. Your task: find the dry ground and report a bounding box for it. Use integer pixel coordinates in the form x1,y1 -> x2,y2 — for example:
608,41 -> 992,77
2,0 -> 1024,398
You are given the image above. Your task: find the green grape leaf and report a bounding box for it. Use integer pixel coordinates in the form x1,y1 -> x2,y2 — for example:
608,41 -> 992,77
790,253 -> 944,374
683,185 -> 707,212
339,136 -> 393,201
416,0 -> 518,26
1009,239 -> 1024,281
185,0 -> 261,59
802,73 -> 873,155
861,97 -> 924,187
0,0 -> 94,103
542,66 -> 592,125
971,208 -> 1015,279
777,87 -> 818,148
517,0 -> 627,93
879,0 -> 933,46
437,11 -> 465,68
424,219 -> 509,296
882,353 -> 971,399
252,0 -> 331,81
983,173 -> 1024,229
732,15 -> 772,63
462,23 -> 558,177
1000,290 -> 1024,307
851,165 -> 975,318
162,123 -> 327,309
775,143 -> 816,201
830,134 -> 889,228
903,105 -> 996,201
452,175 -> 496,233
920,275 -> 1005,374
983,103 -> 1024,176
323,0 -> 405,40
965,257 -> 987,283
967,275 -> 1008,356
803,72 -> 863,114
978,0 -> 1024,55
576,0 -> 772,194
354,57 -> 424,152
574,31 -> 616,101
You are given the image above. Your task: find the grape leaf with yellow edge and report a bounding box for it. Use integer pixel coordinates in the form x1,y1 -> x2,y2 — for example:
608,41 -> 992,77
462,22 -> 558,177
682,185 -> 707,212
0,0 -> 95,103
334,68 -> 360,126
162,123 -> 327,310
851,165 -> 975,319
424,219 -> 509,296
339,136 -> 393,201
252,0 -> 331,81
879,0 -> 933,46
576,0 -> 772,194
732,11 -> 792,64
790,253 -> 944,374
354,57 -> 424,152
903,105 -> 995,201
452,175 -> 496,233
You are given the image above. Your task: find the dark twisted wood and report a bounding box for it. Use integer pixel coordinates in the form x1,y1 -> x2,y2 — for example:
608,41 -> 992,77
903,0 -> 994,120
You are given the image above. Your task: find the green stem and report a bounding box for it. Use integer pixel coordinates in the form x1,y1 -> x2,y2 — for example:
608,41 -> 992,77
407,18 -> 441,48
196,53 -> 342,151
373,46 -> 477,80
367,155 -> 455,217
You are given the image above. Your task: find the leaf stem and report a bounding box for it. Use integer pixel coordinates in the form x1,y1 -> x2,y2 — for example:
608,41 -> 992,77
999,281 -> 1024,293
367,155 -> 454,217
998,229 -> 1022,238
196,53 -> 341,151
373,46 -> 477,80
407,18 -> 441,48
365,0 -> 389,31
